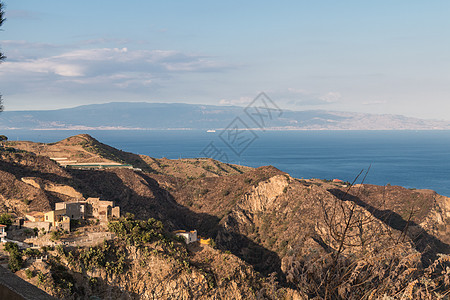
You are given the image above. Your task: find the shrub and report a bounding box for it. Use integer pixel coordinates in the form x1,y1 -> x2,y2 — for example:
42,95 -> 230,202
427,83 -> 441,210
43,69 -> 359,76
24,248 -> 41,257
4,242 -> 23,272
0,213 -> 12,228
25,268 -> 34,279
37,271 -> 45,284
4,241 -> 18,253
50,230 -> 62,241
107,217 -> 164,246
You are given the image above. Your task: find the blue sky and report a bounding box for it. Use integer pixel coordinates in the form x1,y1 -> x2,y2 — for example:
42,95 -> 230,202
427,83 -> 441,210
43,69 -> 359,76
0,1 -> 449,120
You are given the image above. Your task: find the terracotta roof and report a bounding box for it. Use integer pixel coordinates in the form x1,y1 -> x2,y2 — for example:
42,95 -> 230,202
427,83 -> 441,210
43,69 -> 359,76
0,224 -> 6,227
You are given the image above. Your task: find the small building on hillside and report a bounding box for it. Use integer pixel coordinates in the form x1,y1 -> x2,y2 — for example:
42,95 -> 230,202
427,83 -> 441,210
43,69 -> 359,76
55,201 -> 85,220
174,230 -> 197,244
333,179 -> 344,183
25,211 -> 45,222
0,224 -> 7,242
24,211 -> 50,232
86,197 -> 120,223
44,210 -> 70,231
23,198 -> 121,232
22,220 -> 50,232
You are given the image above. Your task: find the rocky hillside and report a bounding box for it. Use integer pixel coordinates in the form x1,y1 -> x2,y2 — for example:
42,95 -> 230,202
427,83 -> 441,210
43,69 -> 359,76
1,135 -> 449,299
14,217 -> 300,299
8,134 -> 251,177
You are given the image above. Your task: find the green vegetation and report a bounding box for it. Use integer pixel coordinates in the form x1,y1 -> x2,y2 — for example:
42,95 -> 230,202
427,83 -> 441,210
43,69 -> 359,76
49,261 -> 75,296
37,271 -> 46,285
0,213 -> 12,228
60,240 -> 127,276
4,242 -> 23,272
24,248 -> 41,258
25,268 -> 34,279
107,216 -> 164,246
50,230 -> 63,241
57,215 -> 193,283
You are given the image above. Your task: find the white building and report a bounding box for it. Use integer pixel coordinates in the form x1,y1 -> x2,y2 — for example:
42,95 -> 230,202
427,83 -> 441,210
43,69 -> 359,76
0,224 -> 7,242
174,230 -> 197,244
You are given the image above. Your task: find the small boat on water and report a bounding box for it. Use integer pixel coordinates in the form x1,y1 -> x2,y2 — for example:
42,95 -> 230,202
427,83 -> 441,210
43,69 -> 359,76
206,129 -> 216,133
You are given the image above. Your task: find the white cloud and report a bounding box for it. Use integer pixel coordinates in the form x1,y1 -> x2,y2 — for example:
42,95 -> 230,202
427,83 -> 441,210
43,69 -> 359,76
0,46 -> 231,96
219,96 -> 253,106
319,92 -> 342,103
272,88 -> 343,106
362,100 -> 388,105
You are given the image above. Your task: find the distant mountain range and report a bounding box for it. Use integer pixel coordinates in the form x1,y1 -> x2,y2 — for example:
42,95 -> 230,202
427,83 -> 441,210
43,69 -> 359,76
1,102 -> 449,130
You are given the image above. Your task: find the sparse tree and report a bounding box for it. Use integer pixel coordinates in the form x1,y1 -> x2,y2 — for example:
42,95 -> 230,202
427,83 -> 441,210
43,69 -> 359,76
4,242 -> 23,272
0,212 -> 12,228
0,134 -> 7,147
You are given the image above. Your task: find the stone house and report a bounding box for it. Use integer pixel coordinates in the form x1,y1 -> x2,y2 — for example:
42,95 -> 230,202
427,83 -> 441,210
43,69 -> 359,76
174,230 -> 198,244
23,198 -> 120,232
23,212 -> 48,232
86,198 -> 120,223
44,210 -> 70,231
55,201 -> 85,220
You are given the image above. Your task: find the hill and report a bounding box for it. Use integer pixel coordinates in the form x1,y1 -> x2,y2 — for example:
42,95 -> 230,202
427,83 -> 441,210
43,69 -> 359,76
1,102 -> 450,130
7,134 -> 251,177
0,134 -> 449,298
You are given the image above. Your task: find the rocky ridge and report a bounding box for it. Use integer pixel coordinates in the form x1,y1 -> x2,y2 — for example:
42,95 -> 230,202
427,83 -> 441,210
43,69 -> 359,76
0,134 -> 449,299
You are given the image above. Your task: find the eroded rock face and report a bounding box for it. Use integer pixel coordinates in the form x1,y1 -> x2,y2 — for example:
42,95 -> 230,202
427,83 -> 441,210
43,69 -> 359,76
21,177 -> 42,189
21,177 -> 83,199
421,194 -> 450,244
239,175 -> 290,213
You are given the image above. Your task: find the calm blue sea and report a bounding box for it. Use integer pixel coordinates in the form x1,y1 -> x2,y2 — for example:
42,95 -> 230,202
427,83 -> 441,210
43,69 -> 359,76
2,130 -> 450,196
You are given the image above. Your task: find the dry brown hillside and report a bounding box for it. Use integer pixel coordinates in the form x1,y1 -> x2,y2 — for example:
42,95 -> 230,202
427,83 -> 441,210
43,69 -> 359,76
7,134 -> 251,177
1,135 -> 449,299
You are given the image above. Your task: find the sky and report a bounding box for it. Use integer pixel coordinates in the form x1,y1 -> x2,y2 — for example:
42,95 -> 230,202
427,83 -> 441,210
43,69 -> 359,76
0,1 -> 449,120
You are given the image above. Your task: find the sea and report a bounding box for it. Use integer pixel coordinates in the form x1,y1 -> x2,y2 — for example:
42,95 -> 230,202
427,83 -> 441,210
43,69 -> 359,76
2,130 -> 450,196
